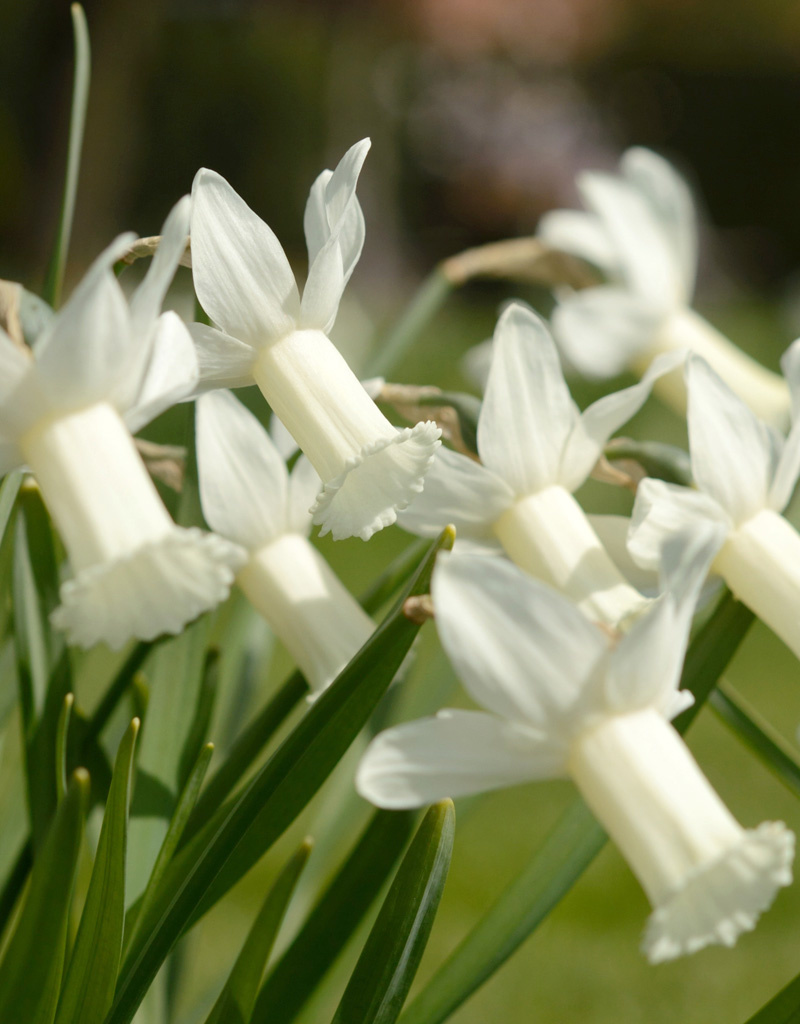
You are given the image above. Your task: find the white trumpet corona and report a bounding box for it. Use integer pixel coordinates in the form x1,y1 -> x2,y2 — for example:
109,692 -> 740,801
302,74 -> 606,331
0,199 -> 244,649
357,537 -> 794,961
189,140 -> 440,542
539,148 -> 790,428
398,302 -> 682,627
196,389 -> 376,695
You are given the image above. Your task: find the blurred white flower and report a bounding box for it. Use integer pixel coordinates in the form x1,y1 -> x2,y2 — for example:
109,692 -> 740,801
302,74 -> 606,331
357,530 -> 794,962
629,348 -> 800,659
399,301 -> 681,625
196,390 -> 375,696
540,148 -> 790,428
189,140 -> 440,542
0,198 -> 244,649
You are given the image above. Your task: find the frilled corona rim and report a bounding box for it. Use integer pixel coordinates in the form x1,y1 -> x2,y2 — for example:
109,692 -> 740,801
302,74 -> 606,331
642,821 -> 795,963
311,421 -> 442,542
51,526 -> 247,650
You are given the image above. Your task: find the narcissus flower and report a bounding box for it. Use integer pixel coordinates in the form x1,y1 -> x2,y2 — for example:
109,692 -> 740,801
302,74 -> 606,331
399,301 -> 681,626
196,390 -> 376,695
0,199 -> 244,649
629,348 -> 800,659
540,147 -> 790,428
189,140 -> 440,542
357,533 -> 794,962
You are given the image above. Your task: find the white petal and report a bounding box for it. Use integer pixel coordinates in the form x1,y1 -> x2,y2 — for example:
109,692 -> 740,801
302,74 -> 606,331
461,337 -> 494,393
559,349 -> 685,491
0,326 -> 33,402
52,526 -> 243,650
643,822 -> 794,963
578,170 -> 683,307
396,445 -> 513,542
537,208 -> 620,274
781,337 -> 800,421
769,419 -> 800,512
432,552 -> 607,732
129,195 -> 191,333
620,148 -> 698,304
191,168 -> 299,345
551,287 -> 663,380
196,390 -> 289,549
121,312 -> 199,433
286,456 -> 321,536
300,235 -> 345,333
303,169 -> 333,266
588,514 -> 659,596
478,303 -> 579,492
356,709 -> 564,809
628,478 -> 729,570
688,355 -> 780,523
188,322 -> 256,391
304,140 -> 370,286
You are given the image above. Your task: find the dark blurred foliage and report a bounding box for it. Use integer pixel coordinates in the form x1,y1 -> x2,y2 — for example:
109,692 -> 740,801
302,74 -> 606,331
2,0 -> 800,297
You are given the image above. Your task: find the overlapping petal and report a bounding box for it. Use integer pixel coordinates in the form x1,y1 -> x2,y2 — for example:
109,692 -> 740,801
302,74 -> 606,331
536,208 -> 620,274
628,478 -> 729,570
188,323 -> 257,391
121,312 -> 198,434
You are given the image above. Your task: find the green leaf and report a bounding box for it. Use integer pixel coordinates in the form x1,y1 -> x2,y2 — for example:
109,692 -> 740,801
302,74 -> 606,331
742,972 -> 800,1024
124,743 -> 214,957
177,649 -> 219,792
253,810 -> 417,1024
0,470 -> 22,542
55,720 -> 139,1024
399,800 -> 604,1024
42,3 -> 91,308
204,840 -> 311,1024
55,693 -> 74,803
367,269 -> 453,378
333,800 -> 455,1024
0,769 -> 89,1024
709,682 -> 800,799
105,527 -> 454,1024
399,589 -> 754,1024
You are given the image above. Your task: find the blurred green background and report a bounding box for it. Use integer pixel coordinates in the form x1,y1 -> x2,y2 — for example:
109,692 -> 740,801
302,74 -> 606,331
3,1 -> 800,1022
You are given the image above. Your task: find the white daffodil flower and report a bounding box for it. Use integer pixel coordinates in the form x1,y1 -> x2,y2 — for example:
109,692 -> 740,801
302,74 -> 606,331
356,532 -> 794,962
398,301 -> 682,626
189,140 -> 441,542
629,347 -> 800,659
196,390 -> 375,696
0,198 -> 244,650
539,147 -> 790,428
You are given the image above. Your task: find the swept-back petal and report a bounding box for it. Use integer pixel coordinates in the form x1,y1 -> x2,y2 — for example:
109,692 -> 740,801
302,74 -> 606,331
621,148 -> 697,304
300,234 -> 345,333
396,445 -> 513,541
191,168 -> 300,345
129,195 -> 191,333
432,552 -> 607,731
286,455 -> 321,536
356,709 -> 564,809
559,349 -> 685,491
121,312 -> 199,433
781,337 -> 800,421
188,322 -> 257,391
537,209 -> 620,275
196,390 -> 289,549
628,477 -> 729,570
551,286 -> 663,380
688,355 -> 780,524
478,303 -> 579,493
0,326 -> 33,403
304,140 -> 369,285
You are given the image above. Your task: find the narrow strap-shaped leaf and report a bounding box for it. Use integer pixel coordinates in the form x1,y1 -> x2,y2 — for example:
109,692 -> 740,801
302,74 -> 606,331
55,693 -> 74,803
333,800 -> 455,1024
186,540 -> 428,844
0,769 -> 89,1024
178,649 -> 219,791
709,682 -> 800,798
742,970 -> 800,1024
55,721 -> 139,1024
79,641 -> 156,749
253,810 -> 417,1024
124,743 -> 214,956
105,527 -> 454,1024
399,801 -> 603,1024
367,268 -> 453,378
204,840 -> 312,1024
399,589 -> 753,1024
0,470 -> 22,543
42,3 -> 91,308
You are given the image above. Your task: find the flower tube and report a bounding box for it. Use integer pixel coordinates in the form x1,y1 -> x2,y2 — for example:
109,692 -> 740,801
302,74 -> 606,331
0,199 -> 244,649
357,533 -> 794,961
398,302 -> 682,626
629,347 -> 800,659
538,147 -> 790,428
196,389 -> 375,695
189,140 -> 440,542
